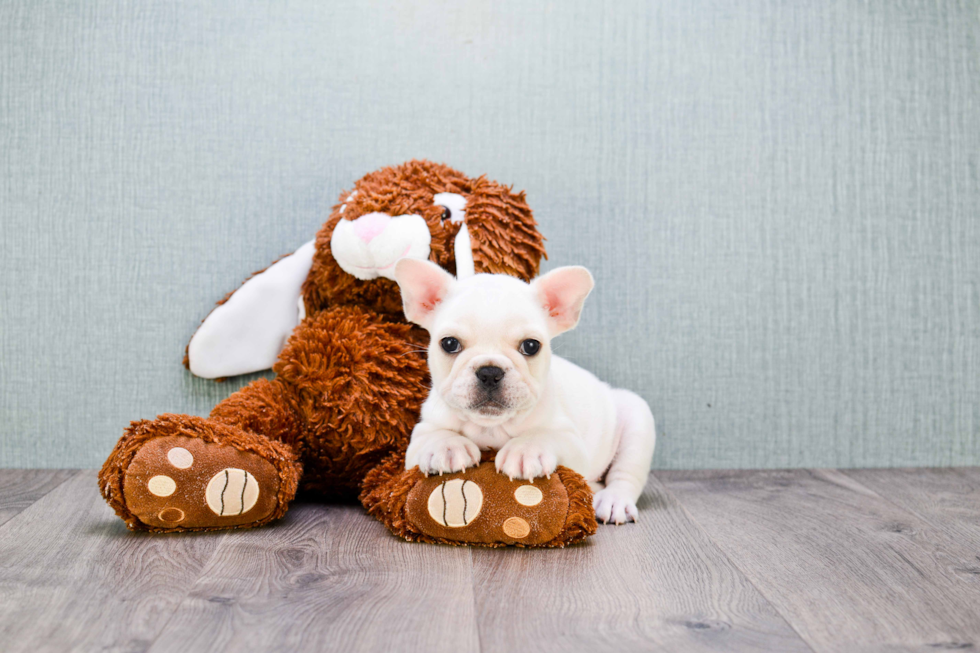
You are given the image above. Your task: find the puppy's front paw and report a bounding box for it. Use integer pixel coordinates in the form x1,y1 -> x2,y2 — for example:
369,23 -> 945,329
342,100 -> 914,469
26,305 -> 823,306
415,436 -> 481,476
496,438 -> 558,481
593,487 -> 638,525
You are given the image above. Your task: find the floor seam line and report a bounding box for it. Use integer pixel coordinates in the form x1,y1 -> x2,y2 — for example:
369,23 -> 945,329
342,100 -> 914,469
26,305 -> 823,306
0,468 -> 84,533
654,471 -> 819,653
142,530 -> 233,652
834,468 -> 953,533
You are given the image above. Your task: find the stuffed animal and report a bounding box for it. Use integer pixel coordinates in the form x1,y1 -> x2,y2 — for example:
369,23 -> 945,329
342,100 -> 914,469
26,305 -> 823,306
99,161 -> 597,547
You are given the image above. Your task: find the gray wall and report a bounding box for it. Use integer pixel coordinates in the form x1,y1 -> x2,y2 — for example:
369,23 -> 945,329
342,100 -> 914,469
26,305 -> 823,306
2,0 -> 979,470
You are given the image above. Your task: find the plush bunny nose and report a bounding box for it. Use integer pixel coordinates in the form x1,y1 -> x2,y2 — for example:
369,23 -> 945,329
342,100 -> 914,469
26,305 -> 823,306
351,213 -> 391,243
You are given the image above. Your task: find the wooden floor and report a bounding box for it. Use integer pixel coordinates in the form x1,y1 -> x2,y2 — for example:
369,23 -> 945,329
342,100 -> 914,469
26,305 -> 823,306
1,469 -> 979,652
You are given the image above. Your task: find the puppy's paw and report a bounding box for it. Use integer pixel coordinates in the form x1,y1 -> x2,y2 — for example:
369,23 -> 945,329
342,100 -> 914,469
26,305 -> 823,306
496,438 -> 558,481
593,487 -> 639,525
416,436 -> 481,476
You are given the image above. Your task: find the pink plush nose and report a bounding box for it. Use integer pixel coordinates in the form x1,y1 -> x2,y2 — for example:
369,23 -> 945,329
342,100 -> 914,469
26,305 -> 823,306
351,213 -> 391,243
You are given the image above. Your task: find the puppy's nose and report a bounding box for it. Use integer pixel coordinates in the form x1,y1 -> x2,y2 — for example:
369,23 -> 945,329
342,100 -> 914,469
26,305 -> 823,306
350,212 -> 391,243
476,366 -> 505,390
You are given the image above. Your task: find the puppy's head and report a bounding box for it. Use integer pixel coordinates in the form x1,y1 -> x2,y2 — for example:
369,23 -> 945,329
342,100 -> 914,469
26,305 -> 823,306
394,259 -> 594,425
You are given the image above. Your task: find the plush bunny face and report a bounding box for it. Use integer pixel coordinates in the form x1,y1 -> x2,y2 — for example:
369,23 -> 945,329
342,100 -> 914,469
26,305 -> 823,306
186,160 -> 545,379
304,160 -> 546,317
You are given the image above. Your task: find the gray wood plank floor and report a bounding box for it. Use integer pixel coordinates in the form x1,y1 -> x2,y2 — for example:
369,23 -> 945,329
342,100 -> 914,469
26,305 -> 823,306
471,474 -> 809,653
660,469 -> 980,652
1,468 -> 978,652
0,468 -> 75,527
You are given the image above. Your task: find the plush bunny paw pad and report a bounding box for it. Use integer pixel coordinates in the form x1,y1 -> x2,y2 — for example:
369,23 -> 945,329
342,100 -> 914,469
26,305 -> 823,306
363,453 -> 598,547
405,462 -> 569,545
121,435 -> 280,530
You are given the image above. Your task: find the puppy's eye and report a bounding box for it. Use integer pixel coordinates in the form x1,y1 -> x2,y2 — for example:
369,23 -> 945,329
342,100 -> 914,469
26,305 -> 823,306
519,339 -> 540,356
439,206 -> 452,221
440,337 -> 462,354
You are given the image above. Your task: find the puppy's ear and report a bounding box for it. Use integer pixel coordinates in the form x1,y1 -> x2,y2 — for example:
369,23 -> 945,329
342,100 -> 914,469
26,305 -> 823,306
394,258 -> 455,329
532,266 -> 594,336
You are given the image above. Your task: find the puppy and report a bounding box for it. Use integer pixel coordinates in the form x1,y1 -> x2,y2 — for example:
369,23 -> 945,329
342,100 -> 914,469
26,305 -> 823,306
393,259 -> 656,524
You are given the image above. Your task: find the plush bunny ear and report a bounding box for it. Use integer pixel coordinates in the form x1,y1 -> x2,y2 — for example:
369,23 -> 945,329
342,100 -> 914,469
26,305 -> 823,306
393,258 -> 455,330
464,177 -> 546,282
532,266 -> 595,336
186,240 -> 316,379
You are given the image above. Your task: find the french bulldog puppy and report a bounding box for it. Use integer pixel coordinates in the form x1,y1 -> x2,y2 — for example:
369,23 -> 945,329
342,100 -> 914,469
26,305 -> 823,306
393,259 -> 656,524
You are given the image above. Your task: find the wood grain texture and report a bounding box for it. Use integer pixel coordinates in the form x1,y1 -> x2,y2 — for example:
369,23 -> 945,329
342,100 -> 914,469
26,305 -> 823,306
471,474 -> 812,653
147,503 -> 480,653
0,471 -> 221,653
0,469 -> 75,527
4,469 -> 980,652
844,468 -> 980,549
660,469 -> 980,652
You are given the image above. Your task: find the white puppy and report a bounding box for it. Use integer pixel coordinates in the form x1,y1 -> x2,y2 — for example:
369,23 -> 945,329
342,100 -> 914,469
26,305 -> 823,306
393,259 -> 656,524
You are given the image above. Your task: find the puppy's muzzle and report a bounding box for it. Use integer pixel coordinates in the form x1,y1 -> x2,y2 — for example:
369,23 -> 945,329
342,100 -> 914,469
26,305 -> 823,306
475,365 -> 505,392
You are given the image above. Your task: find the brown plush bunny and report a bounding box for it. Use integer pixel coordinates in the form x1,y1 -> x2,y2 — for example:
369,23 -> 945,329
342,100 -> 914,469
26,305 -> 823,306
99,160 -> 597,547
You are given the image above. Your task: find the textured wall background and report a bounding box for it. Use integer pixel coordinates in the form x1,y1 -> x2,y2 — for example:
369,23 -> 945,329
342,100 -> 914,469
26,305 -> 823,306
2,0 -> 978,469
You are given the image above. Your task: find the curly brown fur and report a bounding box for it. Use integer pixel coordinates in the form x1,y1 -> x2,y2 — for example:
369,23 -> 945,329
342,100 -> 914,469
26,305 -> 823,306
466,176 -> 547,280
545,465 -> 598,546
272,304 -> 430,500
98,414 -> 302,532
359,451 -> 424,538
209,378 -> 304,450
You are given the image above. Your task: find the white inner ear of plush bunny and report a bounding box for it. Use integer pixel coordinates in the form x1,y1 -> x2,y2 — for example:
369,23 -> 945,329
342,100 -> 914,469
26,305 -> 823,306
187,193 -> 475,379
187,239 -> 316,379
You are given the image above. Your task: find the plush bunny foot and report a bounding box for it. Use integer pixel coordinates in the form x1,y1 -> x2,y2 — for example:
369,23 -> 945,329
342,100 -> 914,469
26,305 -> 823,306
99,414 -> 301,532
361,452 -> 597,548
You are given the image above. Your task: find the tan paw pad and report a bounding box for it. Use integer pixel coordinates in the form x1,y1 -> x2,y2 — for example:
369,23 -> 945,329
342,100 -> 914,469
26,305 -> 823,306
147,475 -> 176,497
502,516 -> 531,539
514,484 -> 543,506
205,468 -> 260,516
167,447 -> 194,469
427,479 -> 483,527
